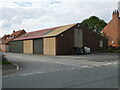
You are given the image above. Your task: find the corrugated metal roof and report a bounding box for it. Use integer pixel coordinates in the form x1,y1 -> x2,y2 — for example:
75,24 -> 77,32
13,23 -> 78,41
42,23 -> 77,37
13,27 -> 59,41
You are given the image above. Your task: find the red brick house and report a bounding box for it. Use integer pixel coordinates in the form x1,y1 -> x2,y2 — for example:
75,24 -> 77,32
0,35 -> 11,52
102,10 -> 120,48
0,29 -> 26,52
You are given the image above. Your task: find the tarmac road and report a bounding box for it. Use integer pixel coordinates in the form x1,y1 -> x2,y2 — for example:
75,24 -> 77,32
2,53 -> 119,88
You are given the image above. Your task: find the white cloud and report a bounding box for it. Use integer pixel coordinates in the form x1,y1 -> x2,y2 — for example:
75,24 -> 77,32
0,0 -> 118,37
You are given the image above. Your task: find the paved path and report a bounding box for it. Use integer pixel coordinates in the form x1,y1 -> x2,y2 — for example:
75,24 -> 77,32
2,53 -> 119,88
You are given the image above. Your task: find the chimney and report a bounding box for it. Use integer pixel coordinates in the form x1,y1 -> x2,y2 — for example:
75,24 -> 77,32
118,1 -> 120,14
112,10 -> 119,19
13,30 -> 15,33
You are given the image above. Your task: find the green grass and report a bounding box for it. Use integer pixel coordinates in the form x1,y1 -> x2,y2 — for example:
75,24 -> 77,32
0,61 -> 12,65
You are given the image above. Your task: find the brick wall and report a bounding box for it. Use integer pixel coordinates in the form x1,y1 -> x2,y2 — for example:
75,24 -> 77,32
102,10 -> 120,48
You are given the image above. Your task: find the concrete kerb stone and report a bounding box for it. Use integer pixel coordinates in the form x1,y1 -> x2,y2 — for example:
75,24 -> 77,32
2,63 -> 20,75
12,63 -> 19,71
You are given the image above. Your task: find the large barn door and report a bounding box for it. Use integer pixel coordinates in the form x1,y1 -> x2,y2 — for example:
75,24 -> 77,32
24,40 -> 33,54
33,39 -> 43,54
11,41 -> 23,53
43,37 -> 56,55
74,29 -> 83,47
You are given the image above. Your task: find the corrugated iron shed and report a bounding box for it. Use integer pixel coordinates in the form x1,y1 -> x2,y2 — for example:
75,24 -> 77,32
13,23 -> 78,41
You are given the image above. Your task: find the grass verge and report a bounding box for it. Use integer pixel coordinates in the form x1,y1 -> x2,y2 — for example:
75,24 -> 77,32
0,61 -> 12,65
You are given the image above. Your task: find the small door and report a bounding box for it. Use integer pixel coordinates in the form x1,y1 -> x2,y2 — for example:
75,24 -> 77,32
33,39 -> 43,54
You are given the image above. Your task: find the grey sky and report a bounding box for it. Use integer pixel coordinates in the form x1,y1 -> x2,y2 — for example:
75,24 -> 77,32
0,0 -> 119,36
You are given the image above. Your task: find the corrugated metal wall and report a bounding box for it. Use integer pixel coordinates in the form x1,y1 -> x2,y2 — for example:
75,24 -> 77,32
82,26 -> 108,52
24,40 -> 33,54
74,29 -> 83,47
56,28 -> 74,55
33,39 -> 43,54
10,41 -> 23,53
43,37 -> 56,55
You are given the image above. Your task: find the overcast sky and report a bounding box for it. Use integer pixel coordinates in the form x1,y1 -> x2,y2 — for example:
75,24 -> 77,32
0,0 -> 119,36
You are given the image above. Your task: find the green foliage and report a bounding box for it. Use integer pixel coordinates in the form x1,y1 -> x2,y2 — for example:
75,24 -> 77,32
81,16 -> 107,34
0,60 -> 12,65
2,61 -> 12,65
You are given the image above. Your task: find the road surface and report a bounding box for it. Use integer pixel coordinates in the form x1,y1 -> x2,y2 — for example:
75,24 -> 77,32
2,53 -> 119,88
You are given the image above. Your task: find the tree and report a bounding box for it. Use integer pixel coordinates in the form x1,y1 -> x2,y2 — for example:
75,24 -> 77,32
81,16 -> 107,34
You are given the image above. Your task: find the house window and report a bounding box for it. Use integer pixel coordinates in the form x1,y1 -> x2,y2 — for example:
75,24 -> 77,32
100,40 -> 103,47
